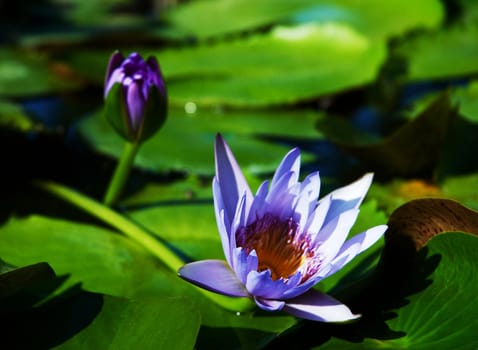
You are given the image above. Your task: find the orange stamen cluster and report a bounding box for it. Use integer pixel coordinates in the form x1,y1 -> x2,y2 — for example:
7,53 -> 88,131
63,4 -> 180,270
237,213 -> 313,280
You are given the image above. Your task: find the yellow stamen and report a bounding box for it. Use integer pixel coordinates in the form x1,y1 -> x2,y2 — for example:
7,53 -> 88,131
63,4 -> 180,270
239,214 -> 310,280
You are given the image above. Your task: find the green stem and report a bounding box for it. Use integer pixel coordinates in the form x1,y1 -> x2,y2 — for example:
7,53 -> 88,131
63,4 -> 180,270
35,180 -> 255,312
104,141 -> 140,207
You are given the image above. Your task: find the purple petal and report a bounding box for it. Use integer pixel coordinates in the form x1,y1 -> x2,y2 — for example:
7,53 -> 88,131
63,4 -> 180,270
213,178 -> 232,265
321,225 -> 387,279
323,173 -> 373,227
265,171 -> 298,217
247,180 -> 270,225
283,289 -> 360,322
105,51 -> 125,90
271,148 -> 301,188
232,247 -> 258,284
314,209 -> 360,261
255,297 -> 285,311
305,194 -> 331,238
300,171 -> 321,202
246,269 -> 301,299
292,190 -> 311,232
126,82 -> 146,131
230,193 -> 248,249
178,260 -> 249,297
215,134 -> 253,224
104,71 -> 124,98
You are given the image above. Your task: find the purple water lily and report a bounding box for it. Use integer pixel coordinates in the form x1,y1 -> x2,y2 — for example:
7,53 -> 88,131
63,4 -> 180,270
104,51 -> 167,142
179,135 -> 387,322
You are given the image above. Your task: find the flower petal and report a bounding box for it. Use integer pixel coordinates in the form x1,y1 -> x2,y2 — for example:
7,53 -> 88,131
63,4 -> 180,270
213,178 -> 232,265
232,247 -> 258,284
126,81 -> 146,131
247,180 -> 270,225
246,269 -> 301,299
230,193 -> 248,247
323,173 -> 373,227
283,289 -> 360,322
271,148 -> 301,188
178,260 -> 249,297
305,194 -> 331,238
266,171 -> 298,217
215,134 -> 253,223
104,51 -> 125,91
314,209 -> 360,261
255,297 -> 285,311
300,171 -> 321,203
321,225 -> 387,279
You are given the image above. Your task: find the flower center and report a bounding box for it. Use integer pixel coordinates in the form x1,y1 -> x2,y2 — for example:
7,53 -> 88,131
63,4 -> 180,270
236,213 -> 313,280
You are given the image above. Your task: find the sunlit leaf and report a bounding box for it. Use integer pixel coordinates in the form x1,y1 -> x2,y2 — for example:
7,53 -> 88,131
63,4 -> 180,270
396,24 -> 478,81
161,0 -> 443,40
441,173 -> 478,211
455,80 -> 478,123
0,215 -> 161,297
159,23 -> 386,106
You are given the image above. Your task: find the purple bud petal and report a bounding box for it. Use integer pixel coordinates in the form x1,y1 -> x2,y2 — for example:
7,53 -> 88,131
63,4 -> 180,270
104,51 -> 125,90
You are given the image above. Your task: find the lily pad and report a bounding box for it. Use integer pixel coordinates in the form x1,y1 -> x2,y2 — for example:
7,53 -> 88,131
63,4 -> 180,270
316,233 -> 478,350
454,80 -> 478,123
396,24 -> 478,81
159,23 -> 386,107
161,0 -> 443,40
0,215 -> 162,297
78,106 -> 320,174
58,296 -> 200,350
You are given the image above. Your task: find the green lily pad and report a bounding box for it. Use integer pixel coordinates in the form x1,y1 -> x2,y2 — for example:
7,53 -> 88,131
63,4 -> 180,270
159,23 -> 386,107
63,22 -> 386,107
0,215 -> 161,297
161,0 -> 443,40
441,173 -> 478,211
317,233 -> 478,350
0,212 -> 296,349
78,106 -> 320,174
454,80 -> 478,123
396,24 -> 478,81
58,296 -> 200,350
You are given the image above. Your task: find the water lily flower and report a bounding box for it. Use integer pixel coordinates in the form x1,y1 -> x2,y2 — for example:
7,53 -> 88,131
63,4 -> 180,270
104,51 -> 167,142
179,135 -> 387,322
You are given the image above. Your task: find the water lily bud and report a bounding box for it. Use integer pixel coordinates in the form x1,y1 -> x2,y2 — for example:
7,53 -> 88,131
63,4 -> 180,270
104,51 -> 167,142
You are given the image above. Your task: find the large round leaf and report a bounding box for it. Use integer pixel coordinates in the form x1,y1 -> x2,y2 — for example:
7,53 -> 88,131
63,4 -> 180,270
159,23 -> 386,106
0,215 -> 162,297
